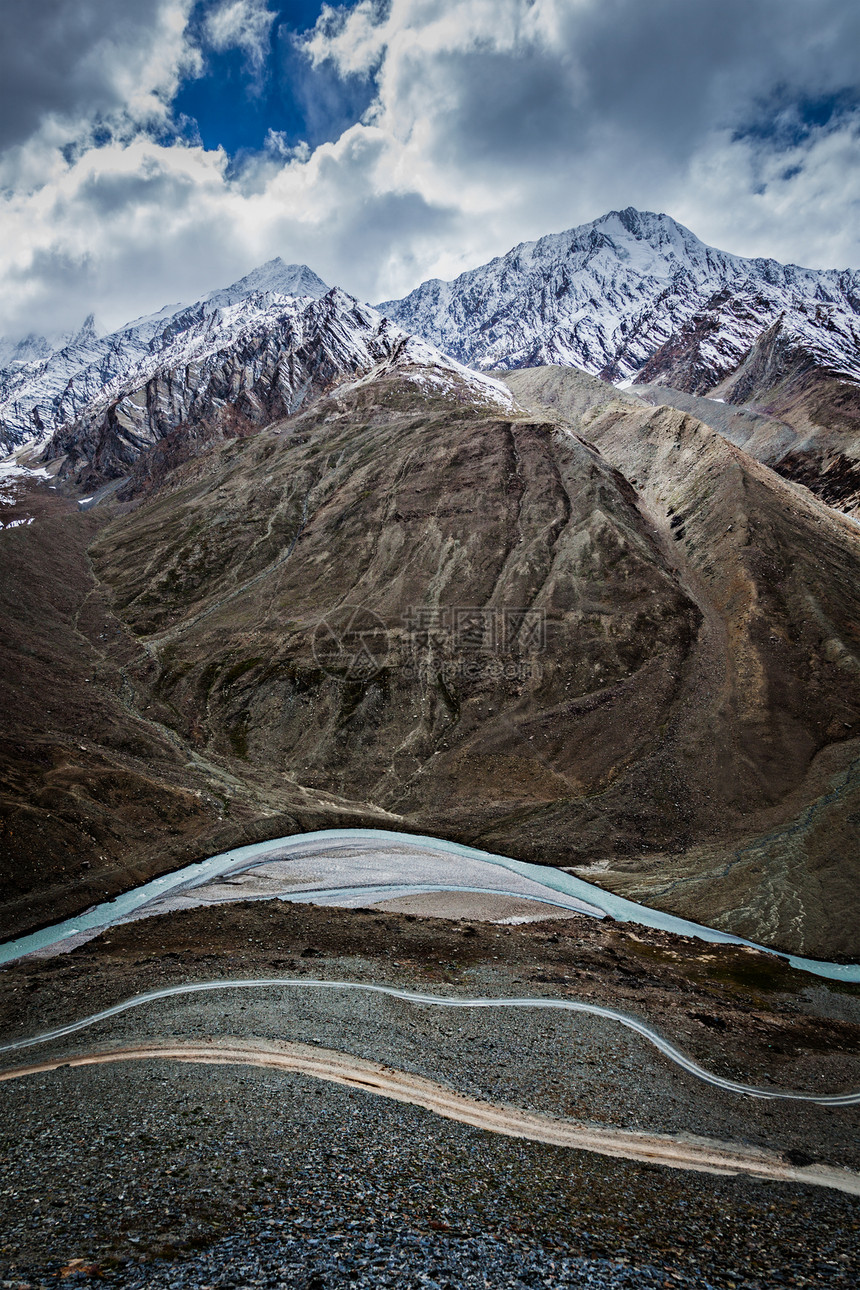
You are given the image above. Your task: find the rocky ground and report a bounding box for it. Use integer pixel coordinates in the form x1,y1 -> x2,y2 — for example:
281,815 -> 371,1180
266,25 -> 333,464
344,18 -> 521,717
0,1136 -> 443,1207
2,1059 -> 857,1289
0,901 -> 858,1287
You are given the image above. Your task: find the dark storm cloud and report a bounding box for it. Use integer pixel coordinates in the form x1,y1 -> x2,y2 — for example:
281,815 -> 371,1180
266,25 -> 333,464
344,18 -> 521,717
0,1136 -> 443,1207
74,165 -> 202,216
573,0 -> 860,147
424,0 -> 860,178
320,189 -> 460,299
0,0 -> 187,151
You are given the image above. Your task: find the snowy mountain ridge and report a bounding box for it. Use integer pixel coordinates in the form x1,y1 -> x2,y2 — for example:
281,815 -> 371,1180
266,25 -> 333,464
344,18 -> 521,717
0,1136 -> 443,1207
5,208 -> 860,491
378,207 -> 860,390
34,285 -> 512,484
0,259 -> 329,453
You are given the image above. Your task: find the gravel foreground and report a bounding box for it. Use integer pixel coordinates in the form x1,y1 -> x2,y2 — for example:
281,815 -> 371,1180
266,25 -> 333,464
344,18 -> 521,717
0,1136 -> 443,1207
1,1060 -> 857,1290
51,1224 -> 724,1289
2,904 -> 858,1287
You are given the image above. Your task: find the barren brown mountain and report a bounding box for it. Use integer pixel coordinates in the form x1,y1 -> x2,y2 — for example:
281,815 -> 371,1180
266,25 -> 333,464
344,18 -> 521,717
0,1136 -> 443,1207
3,360 -> 858,958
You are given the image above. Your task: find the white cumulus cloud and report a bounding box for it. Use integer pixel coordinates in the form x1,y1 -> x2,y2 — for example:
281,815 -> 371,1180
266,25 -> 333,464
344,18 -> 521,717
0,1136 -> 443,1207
0,0 -> 858,341
204,0 -> 277,72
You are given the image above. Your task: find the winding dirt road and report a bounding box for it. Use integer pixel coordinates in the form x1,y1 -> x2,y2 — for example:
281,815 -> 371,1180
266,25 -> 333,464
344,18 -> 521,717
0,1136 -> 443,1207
4,980 -> 858,1195
3,978 -> 859,1104
3,1037 -> 859,1196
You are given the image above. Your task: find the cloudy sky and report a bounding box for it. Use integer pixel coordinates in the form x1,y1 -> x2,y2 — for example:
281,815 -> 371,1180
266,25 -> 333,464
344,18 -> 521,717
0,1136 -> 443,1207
2,0 -> 859,339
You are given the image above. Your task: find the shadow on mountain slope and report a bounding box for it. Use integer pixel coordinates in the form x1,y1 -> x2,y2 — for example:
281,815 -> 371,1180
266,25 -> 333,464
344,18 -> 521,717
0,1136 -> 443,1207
51,371 -> 856,958
502,366 -> 860,956
0,484 -> 400,941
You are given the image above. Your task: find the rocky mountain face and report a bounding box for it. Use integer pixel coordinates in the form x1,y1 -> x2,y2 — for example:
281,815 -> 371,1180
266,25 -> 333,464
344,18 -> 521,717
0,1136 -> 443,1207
38,290 -> 509,488
1,270 -> 511,489
636,302 -> 860,514
502,366 -> 860,951
4,358 -> 859,956
379,208 -> 860,382
381,208 -> 860,512
2,216 -> 860,958
636,366 -> 860,518
0,259 -> 329,454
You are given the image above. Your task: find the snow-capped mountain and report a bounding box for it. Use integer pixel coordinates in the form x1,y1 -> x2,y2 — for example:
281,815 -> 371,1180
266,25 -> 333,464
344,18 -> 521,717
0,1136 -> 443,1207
0,331 -> 72,374
38,285 -> 512,484
1,256 -> 511,484
0,258 -> 329,453
7,209 -> 860,504
378,207 -> 860,390
202,260 -> 329,312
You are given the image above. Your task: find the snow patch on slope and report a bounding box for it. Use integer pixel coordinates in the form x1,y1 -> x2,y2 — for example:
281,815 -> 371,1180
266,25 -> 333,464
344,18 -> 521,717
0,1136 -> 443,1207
333,329 -> 514,411
0,459 -> 52,500
379,207 -> 860,389
0,457 -> 51,528
0,263 -> 329,453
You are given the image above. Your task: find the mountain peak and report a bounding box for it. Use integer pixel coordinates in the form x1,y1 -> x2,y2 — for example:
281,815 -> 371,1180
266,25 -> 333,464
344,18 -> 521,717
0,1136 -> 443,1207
67,313 -> 100,347
379,207 -> 860,380
599,205 -> 678,230
0,259 -> 331,453
599,205 -> 656,234
588,207 -> 706,256
205,260 -> 328,310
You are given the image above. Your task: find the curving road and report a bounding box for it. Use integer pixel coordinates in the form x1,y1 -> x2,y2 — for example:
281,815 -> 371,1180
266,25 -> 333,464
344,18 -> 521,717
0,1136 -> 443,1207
2,977 -> 858,1106
3,1038 -> 859,1196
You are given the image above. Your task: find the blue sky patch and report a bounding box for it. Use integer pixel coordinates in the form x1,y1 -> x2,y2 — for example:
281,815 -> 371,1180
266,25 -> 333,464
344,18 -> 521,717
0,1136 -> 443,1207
173,2 -> 375,157
733,87 -> 860,151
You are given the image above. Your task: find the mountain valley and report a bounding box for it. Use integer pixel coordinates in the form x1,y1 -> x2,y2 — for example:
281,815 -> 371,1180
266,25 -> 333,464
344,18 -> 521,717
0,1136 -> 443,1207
1,208 -> 859,1289
2,314 -> 859,957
